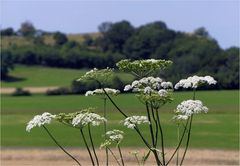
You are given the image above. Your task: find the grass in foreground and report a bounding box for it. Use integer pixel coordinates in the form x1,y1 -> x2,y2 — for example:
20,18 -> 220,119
1,90 -> 239,149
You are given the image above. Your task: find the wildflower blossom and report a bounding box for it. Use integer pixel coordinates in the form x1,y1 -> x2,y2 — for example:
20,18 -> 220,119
105,129 -> 124,143
26,112 -> 56,132
117,59 -> 172,77
172,115 -> 189,121
158,89 -> 168,97
174,75 -> 217,89
161,81 -> 173,89
85,88 -> 120,96
124,77 -> 170,93
176,100 -> 208,116
100,140 -> 112,149
123,116 -> 150,129
72,112 -> 107,128
77,67 -> 113,84
124,84 -> 132,91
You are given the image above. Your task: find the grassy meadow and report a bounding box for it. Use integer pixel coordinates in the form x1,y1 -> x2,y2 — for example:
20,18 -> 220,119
1,65 -> 239,149
1,65 -> 134,87
1,90 -> 239,149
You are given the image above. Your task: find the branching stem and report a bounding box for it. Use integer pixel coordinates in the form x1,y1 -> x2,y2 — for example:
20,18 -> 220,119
42,125 -> 81,166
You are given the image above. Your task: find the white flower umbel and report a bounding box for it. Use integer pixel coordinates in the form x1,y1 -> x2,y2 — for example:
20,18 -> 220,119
124,77 -> 172,94
105,129 -> 124,142
176,100 -> 208,116
158,89 -> 168,97
175,75 -> 217,89
173,115 -> 189,121
26,112 -> 56,132
72,112 -> 107,128
77,67 -> 113,84
161,81 -> 173,89
85,88 -> 120,96
123,116 -> 150,129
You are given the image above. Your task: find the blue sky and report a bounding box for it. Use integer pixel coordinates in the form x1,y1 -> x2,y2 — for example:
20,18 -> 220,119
1,0 -> 239,49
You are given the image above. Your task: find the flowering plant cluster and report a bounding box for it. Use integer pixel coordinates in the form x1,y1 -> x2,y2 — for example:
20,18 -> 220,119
27,58 -> 216,166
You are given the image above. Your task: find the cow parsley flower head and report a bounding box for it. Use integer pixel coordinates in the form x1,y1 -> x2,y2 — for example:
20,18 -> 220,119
26,112 -> 56,132
72,112 -> 107,128
85,88 -> 120,96
158,89 -> 168,97
161,81 -> 173,89
117,59 -> 172,78
175,75 -> 217,89
105,129 -> 124,143
173,115 -> 189,121
123,116 -> 150,129
124,77 -> 172,94
176,100 -> 208,116
77,67 -> 113,84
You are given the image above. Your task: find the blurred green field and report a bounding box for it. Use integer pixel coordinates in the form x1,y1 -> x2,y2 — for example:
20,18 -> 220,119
1,65 -> 133,87
1,90 -> 239,149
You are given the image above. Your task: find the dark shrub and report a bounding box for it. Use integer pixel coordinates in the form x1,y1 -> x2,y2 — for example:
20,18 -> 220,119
46,87 -> 71,96
12,88 -> 31,96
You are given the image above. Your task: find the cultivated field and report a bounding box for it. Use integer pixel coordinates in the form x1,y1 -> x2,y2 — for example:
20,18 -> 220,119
1,65 -> 239,165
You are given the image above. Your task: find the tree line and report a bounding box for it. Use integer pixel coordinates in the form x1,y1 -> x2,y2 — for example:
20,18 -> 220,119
1,20 -> 239,89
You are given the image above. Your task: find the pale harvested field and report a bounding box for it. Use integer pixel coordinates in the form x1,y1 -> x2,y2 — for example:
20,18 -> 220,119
1,148 -> 239,166
0,87 -> 58,94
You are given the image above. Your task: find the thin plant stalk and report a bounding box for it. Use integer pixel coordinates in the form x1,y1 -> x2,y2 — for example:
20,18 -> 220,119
42,126 -> 81,166
146,103 -> 162,165
179,89 -> 196,165
102,87 -> 161,165
103,97 -> 109,166
80,129 -> 95,166
156,110 -> 166,165
179,115 -> 193,166
88,124 -> 99,166
101,87 -> 128,117
145,103 -> 155,146
117,144 -> 124,166
151,103 -> 159,147
133,153 -> 141,166
107,147 -> 121,166
176,125 -> 180,166
166,118 -> 189,165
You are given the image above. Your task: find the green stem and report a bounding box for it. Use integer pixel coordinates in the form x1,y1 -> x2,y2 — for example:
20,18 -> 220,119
101,86 -> 160,164
145,103 -> 155,147
107,147 -> 121,166
102,87 -> 128,117
151,103 -> 159,147
179,115 -> 193,166
146,103 -> 162,165
103,97 -> 109,166
134,154 -> 141,166
176,125 -> 180,166
156,110 -> 166,165
80,129 -> 95,166
166,118 -> 189,165
43,126 -> 81,166
88,124 -> 99,166
117,144 -> 124,166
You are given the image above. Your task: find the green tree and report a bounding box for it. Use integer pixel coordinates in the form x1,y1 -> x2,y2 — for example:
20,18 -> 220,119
53,32 -> 68,46
1,51 -> 14,79
19,21 -> 36,37
1,27 -> 15,36
123,21 -> 175,59
194,27 -> 210,38
98,20 -> 134,52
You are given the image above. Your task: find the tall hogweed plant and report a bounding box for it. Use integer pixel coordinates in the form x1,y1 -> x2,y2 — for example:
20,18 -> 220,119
26,59 -> 217,166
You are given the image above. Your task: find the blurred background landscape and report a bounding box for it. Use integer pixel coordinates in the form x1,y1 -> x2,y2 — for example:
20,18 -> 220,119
1,0 -> 239,165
